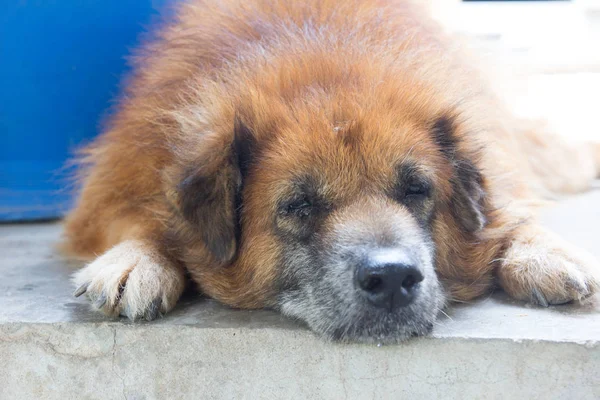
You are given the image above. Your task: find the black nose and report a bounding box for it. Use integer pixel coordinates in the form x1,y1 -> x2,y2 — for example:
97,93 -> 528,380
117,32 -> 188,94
355,256 -> 424,310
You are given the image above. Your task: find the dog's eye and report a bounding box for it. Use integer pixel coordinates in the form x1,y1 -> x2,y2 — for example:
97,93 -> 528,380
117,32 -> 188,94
404,183 -> 429,199
284,198 -> 313,217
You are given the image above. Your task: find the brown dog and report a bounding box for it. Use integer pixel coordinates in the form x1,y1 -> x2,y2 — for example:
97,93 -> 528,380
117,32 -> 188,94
64,0 -> 600,342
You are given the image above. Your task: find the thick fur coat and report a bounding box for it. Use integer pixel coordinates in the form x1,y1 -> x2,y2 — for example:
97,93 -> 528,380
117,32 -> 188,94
64,0 -> 600,342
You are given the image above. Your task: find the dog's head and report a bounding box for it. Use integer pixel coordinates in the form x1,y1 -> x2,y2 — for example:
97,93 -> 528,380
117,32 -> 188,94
165,70 -> 488,343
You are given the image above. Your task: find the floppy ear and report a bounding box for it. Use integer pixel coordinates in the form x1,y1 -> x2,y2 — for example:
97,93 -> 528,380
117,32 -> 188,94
432,115 -> 487,233
449,159 -> 487,233
173,116 -> 255,263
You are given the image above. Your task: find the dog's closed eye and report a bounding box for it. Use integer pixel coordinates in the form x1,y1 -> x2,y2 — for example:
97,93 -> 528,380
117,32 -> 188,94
282,197 -> 313,218
404,182 -> 431,200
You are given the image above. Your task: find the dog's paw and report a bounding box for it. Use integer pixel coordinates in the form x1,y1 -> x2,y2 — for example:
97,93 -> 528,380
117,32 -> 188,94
72,240 -> 186,320
497,226 -> 600,306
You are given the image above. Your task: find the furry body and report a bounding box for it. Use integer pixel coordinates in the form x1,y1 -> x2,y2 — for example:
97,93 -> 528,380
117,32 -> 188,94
65,0 -> 600,342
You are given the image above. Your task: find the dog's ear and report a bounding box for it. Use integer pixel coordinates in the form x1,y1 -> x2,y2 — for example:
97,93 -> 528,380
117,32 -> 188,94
432,115 -> 487,233
449,159 -> 487,233
173,115 -> 255,263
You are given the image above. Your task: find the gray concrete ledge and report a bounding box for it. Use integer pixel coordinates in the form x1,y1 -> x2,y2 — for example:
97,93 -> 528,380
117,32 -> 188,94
1,192 -> 600,400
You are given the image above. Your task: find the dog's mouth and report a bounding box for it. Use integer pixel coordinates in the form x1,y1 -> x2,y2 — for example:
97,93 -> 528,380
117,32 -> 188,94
276,237 -> 443,343
324,307 -> 439,344
278,284 -> 443,344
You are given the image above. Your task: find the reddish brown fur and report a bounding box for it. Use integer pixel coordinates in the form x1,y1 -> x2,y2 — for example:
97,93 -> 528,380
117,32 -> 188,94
64,0 -> 600,311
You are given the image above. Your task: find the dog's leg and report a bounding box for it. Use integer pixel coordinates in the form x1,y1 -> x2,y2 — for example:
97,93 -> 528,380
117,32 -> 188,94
515,121 -> 600,194
496,224 -> 600,306
72,240 -> 186,320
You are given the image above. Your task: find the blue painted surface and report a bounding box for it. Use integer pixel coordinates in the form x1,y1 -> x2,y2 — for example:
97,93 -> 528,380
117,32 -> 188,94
0,1 -> 171,221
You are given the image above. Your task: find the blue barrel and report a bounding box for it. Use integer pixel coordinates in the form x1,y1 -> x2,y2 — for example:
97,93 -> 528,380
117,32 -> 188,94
0,1 -> 172,221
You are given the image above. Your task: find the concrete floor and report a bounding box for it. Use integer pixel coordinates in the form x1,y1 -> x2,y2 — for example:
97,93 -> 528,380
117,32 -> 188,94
1,191 -> 599,399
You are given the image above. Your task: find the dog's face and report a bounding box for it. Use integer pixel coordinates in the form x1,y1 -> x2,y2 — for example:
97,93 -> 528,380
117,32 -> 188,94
170,82 -> 487,343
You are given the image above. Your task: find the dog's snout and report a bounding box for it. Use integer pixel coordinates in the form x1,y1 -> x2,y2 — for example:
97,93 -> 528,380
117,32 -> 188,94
355,250 -> 424,310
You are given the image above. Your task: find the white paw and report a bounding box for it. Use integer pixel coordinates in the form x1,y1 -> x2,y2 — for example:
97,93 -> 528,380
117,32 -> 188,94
72,240 -> 185,320
499,228 -> 600,306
